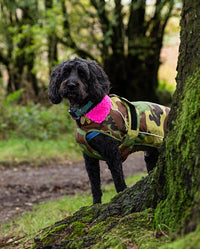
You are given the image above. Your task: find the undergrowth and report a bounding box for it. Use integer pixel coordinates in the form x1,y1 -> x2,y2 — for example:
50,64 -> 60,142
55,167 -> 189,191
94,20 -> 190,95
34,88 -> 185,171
0,90 -> 81,165
0,90 -> 74,140
0,135 -> 81,166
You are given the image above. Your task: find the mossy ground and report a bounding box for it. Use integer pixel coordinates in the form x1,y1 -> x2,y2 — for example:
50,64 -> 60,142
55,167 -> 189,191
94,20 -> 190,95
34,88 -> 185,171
27,172 -> 166,249
29,200 -> 200,249
160,224 -> 200,249
31,206 -> 169,249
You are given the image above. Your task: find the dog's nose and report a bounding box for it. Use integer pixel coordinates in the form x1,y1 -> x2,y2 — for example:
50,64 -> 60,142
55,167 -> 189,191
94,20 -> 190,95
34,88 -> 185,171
67,82 -> 77,90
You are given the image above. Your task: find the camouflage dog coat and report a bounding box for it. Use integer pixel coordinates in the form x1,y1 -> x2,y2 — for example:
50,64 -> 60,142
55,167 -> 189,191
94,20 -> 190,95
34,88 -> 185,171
75,95 -> 170,161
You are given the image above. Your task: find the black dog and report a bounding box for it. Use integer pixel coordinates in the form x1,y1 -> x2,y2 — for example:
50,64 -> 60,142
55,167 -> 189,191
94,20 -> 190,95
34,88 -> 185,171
48,57 -> 169,204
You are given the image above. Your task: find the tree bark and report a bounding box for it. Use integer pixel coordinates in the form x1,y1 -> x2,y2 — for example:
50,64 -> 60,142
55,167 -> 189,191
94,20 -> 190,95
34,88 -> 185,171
154,0 -> 200,232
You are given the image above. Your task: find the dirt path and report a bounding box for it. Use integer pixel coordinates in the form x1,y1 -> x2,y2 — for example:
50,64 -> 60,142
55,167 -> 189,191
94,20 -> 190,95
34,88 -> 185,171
0,153 -> 146,224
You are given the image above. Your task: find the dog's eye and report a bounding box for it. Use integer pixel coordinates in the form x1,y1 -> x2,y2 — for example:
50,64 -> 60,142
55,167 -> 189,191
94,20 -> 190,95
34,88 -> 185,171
63,68 -> 71,77
78,69 -> 85,78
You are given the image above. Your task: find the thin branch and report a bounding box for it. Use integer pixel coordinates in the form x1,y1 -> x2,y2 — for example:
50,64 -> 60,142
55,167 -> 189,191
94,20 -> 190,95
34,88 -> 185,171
160,0 -> 174,36
127,0 -> 146,38
0,52 -> 9,66
147,0 -> 174,37
74,1 -> 96,19
90,0 -> 109,36
90,0 -> 110,58
60,0 -> 95,60
111,0 -> 125,51
58,37 -> 96,60
90,0 -> 98,11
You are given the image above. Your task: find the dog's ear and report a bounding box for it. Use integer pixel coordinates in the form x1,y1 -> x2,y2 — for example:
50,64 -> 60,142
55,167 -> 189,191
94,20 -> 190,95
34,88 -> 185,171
48,64 -> 63,104
88,60 -> 111,97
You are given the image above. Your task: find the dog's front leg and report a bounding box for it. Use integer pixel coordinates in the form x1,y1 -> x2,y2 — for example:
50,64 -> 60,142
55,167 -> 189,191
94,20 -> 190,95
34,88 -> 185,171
83,153 -> 102,204
88,134 -> 127,195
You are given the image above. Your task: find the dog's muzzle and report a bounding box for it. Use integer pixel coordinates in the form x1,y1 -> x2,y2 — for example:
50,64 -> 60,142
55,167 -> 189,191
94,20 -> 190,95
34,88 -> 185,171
59,80 -> 79,98
67,81 -> 78,91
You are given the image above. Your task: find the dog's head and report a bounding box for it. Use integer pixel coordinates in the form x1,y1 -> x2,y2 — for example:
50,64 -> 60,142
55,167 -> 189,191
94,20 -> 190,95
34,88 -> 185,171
48,58 -> 111,107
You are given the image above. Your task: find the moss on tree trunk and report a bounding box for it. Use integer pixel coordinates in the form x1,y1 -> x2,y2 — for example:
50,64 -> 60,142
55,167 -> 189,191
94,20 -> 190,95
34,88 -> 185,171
154,0 -> 200,232
155,71 -> 200,232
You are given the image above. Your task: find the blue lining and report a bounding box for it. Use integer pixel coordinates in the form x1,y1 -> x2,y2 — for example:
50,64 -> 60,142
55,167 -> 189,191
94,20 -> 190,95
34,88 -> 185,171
86,131 -> 100,141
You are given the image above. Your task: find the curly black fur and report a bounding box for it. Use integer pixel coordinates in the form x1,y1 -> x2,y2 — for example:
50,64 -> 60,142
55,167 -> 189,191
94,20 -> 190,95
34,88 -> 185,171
48,57 -> 159,204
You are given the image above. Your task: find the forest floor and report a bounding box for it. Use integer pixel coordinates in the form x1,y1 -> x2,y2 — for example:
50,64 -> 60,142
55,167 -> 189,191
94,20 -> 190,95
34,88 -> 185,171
0,153 -> 146,224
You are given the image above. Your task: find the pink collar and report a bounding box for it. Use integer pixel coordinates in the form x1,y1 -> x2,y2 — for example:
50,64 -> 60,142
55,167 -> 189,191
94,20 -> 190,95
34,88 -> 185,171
85,95 -> 112,123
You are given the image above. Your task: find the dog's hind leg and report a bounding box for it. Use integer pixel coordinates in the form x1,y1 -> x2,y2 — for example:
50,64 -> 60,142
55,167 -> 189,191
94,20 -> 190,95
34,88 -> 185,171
106,156 -> 127,193
88,134 -> 127,196
144,148 -> 159,173
83,154 -> 102,204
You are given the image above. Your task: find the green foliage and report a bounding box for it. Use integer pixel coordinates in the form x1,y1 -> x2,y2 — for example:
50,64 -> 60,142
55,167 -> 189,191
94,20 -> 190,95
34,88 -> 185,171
158,79 -> 175,93
0,0 -> 177,102
0,92 -> 74,140
0,91 -> 80,164
157,80 -> 173,106
3,89 -> 24,105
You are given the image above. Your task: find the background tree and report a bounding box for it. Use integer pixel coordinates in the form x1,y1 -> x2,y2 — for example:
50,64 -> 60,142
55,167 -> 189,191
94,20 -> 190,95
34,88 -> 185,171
45,0 -> 58,73
0,0 -> 40,98
66,0 -> 175,101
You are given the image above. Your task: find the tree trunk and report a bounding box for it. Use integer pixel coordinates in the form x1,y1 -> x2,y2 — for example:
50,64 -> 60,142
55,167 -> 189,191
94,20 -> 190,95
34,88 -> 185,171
154,0 -> 200,232
45,0 -> 58,74
105,45 -> 161,102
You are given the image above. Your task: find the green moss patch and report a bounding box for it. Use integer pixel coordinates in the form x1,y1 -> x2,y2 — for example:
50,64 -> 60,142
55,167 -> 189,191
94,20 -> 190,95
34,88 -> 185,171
93,210 -> 169,249
31,207 -> 169,248
155,71 -> 200,231
160,224 -> 200,249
